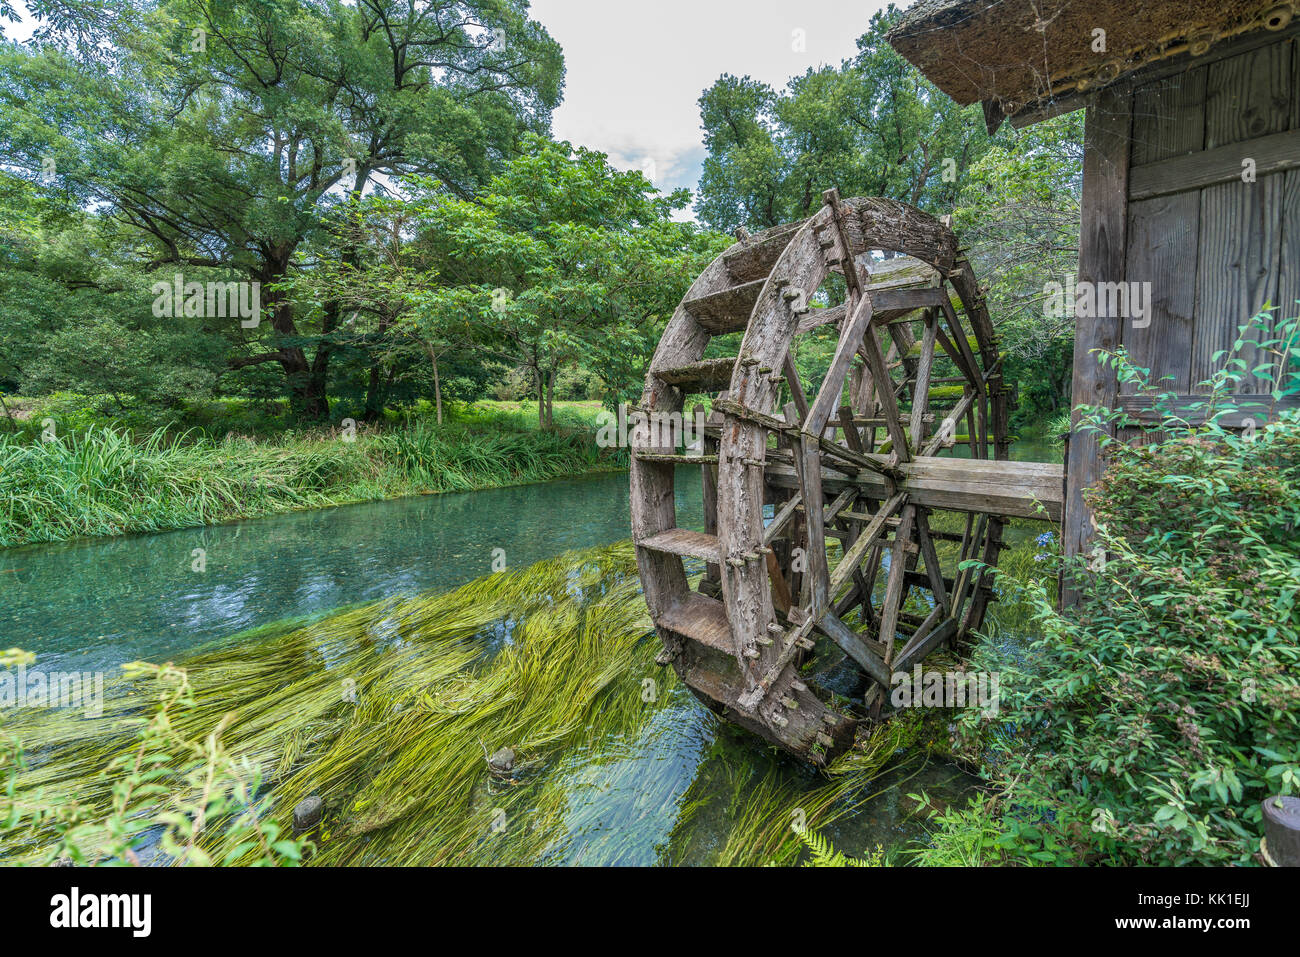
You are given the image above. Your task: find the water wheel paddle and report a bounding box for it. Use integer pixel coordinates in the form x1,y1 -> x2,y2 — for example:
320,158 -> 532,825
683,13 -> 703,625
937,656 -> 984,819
631,190 -> 1062,765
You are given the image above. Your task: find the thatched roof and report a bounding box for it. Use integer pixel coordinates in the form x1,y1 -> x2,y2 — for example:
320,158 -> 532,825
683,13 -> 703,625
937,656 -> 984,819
887,1 -> 1296,126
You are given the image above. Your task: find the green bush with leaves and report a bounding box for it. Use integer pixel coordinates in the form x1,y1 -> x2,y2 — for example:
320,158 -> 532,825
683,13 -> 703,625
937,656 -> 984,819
2,658 -> 310,866
949,312 -> 1300,865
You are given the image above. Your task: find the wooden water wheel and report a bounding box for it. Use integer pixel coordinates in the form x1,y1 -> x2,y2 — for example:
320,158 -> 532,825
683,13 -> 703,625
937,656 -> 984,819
631,190 -> 1063,765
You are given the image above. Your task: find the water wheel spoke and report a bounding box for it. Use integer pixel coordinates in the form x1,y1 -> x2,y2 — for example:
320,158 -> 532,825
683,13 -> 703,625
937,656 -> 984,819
914,509 -> 951,615
859,327 -> 912,461
909,311 -> 939,449
878,503 -> 918,665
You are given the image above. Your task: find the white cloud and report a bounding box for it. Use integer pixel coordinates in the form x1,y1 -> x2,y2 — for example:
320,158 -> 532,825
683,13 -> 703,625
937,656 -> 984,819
531,0 -> 888,214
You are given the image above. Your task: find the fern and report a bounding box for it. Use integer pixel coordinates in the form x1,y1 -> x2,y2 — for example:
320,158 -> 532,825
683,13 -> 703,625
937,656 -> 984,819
797,828 -> 881,867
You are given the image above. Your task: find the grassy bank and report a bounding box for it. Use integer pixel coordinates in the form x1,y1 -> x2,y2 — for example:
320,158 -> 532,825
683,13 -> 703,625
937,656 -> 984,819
0,406 -> 624,549
2,544 -> 923,867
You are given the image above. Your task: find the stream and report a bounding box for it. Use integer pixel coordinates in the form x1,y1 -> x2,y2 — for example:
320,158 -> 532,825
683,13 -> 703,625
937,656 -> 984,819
1,469 -> 985,864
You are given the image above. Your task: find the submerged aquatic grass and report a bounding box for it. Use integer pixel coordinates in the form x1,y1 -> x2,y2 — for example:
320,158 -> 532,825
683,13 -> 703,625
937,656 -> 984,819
3,543 -> 939,866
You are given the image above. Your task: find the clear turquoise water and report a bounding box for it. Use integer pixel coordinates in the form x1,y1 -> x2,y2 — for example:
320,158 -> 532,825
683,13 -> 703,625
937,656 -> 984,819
0,472 -> 701,673
1,468 -> 985,864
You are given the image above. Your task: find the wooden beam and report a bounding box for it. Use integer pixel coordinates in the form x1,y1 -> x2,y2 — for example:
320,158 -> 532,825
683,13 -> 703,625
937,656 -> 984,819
829,493 -> 906,594
910,311 -> 938,449
806,287 -> 875,435
1117,393 -> 1300,427
1129,128 -> 1300,201
1063,83 -> 1132,605
915,511 -> 950,615
817,611 -> 892,688
879,504 -> 917,665
762,493 -> 802,547
766,457 -> 1064,523
895,618 -> 959,673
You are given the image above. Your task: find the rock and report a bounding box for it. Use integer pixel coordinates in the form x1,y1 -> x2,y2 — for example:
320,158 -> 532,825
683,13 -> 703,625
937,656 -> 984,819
293,795 -> 324,833
488,747 -> 515,775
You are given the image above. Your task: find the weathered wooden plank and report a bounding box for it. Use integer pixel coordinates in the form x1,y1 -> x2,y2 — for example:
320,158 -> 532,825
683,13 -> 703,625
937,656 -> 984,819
1294,36 -> 1300,132
1122,192 -> 1200,394
796,435 -> 830,619
910,312 -> 938,449
765,457 -> 1064,522
806,286 -> 875,434
859,325 -> 911,461
638,528 -> 722,563
762,493 -> 802,547
817,611 -> 891,688
766,549 -> 793,616
1063,84 -> 1132,593
828,493 -> 906,594
782,351 -> 809,421
658,592 -> 732,654
1192,175 -> 1284,391
655,357 -> 736,391
1130,66 -> 1206,167
921,389 -> 976,455
895,618 -> 959,674
879,504 -> 917,664
634,452 -> 719,464
1117,392 -> 1300,426
723,221 -> 804,283
681,278 -> 766,334
915,511 -> 950,615
1204,40 -> 1292,149
1280,168 -> 1300,332
1129,128 -> 1300,200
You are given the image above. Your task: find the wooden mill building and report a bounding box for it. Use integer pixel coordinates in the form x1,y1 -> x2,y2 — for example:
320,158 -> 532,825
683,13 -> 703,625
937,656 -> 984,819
889,0 -> 1300,568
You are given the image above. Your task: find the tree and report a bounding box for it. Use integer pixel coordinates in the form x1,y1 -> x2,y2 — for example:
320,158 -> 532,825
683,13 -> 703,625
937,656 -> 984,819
954,111 -> 1084,420
693,6 -> 997,231
0,0 -> 564,419
410,136 -> 727,427
0,172 -> 227,420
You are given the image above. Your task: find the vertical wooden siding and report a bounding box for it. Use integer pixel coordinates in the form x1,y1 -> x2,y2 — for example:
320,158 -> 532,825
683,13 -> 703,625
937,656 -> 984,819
1064,32 -> 1300,591
1125,36 -> 1298,395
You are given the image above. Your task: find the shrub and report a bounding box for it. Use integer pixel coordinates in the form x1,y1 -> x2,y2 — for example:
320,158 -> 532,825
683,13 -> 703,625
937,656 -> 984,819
2,658 -> 311,866
951,312 -> 1300,865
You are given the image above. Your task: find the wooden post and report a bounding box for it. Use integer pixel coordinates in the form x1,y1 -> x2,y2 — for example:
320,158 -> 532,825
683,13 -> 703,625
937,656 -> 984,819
1262,796 -> 1300,866
1062,83 -> 1132,607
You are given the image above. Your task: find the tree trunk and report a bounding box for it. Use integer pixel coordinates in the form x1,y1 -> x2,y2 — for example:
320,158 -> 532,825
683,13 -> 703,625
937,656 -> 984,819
363,364 -> 384,423
0,393 -> 14,431
536,366 -> 546,429
545,367 -> 556,428
429,348 -> 443,425
255,250 -> 332,421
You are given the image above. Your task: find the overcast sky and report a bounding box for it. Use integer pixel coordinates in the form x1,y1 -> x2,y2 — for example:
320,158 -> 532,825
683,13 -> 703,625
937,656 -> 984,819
6,0 -> 890,210
532,0 -> 887,205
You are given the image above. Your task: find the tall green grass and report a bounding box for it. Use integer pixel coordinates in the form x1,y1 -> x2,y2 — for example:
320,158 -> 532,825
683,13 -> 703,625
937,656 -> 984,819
0,421 -> 623,548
